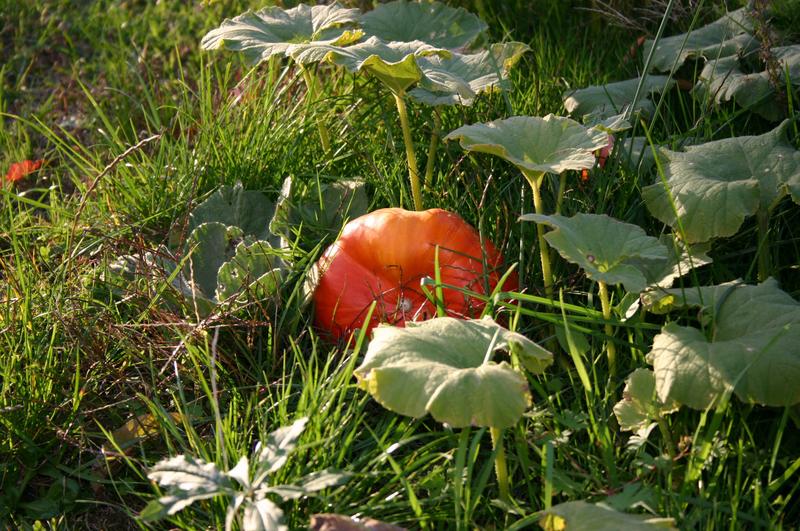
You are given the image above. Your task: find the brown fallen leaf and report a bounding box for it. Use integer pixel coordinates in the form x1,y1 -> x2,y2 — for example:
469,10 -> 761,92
309,513 -> 407,531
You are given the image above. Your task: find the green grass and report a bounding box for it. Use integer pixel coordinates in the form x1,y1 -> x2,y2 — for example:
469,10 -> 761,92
2,0 -> 800,529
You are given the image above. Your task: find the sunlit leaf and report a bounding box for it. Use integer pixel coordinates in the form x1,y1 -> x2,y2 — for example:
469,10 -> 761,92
642,120 -> 800,243
409,42 -> 529,106
613,369 -> 679,435
520,213 -> 669,293
255,417 -> 308,474
360,0 -> 487,50
145,455 -> 231,517
539,501 -> 677,530
108,412 -> 182,450
200,3 -> 362,64
643,7 -> 756,73
645,279 -> 800,408
241,497 -> 286,531
291,36 -> 450,94
563,76 -> 674,120
354,317 -> 551,429
263,469 -> 352,500
444,115 -> 607,176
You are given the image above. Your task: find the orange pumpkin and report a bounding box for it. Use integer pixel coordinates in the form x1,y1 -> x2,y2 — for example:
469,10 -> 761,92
313,208 -> 516,341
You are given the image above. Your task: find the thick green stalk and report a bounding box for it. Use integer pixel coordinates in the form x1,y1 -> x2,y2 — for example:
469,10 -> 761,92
424,109 -> 442,187
394,92 -> 424,211
489,427 -> 510,503
598,280 -> 616,375
757,208 -> 771,281
555,173 -> 567,215
525,171 -> 554,300
299,65 -> 332,153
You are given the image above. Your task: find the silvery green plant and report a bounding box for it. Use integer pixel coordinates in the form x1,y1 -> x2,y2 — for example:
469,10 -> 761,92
141,418 -> 350,530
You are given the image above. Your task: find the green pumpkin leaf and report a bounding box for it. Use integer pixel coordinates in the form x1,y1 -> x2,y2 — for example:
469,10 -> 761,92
563,76 -> 674,120
539,501 -> 677,531
444,115 -> 607,177
200,3 -> 362,65
188,183 -> 275,242
520,213 -> 669,293
613,369 -> 679,436
409,42 -> 529,106
694,45 -> 800,121
270,177 -> 368,250
643,121 -> 800,243
354,317 -> 552,429
185,223 -> 245,300
645,279 -> 800,409
360,0 -> 487,50
643,7 -> 756,73
291,36 -> 450,94
216,240 -> 284,303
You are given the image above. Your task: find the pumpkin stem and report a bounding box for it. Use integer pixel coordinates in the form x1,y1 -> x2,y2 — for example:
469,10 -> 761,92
490,427 -> 510,503
424,108 -> 443,187
598,280 -> 616,376
393,92 -> 424,211
524,171 -> 554,301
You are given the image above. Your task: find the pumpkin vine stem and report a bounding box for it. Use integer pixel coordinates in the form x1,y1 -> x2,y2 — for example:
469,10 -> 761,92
299,64 -> 332,154
424,108 -> 443,187
555,173 -> 567,215
489,427 -> 510,503
393,92 -> 424,211
524,170 -> 554,301
598,280 -> 616,376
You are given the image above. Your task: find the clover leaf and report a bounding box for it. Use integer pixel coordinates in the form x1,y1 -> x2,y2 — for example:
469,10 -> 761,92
645,279 -> 800,409
360,0 -> 487,50
642,120 -> 800,243
200,3 -> 362,65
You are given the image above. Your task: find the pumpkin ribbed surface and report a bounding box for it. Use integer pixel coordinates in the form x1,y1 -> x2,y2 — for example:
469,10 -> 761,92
313,208 -> 515,341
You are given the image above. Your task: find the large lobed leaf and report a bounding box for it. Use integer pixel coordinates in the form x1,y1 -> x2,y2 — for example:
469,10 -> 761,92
539,501 -> 677,531
200,3 -> 362,64
642,121 -> 800,243
360,0 -> 487,50
445,115 -> 607,177
643,7 -> 756,73
354,317 -> 552,429
563,76 -> 675,121
188,183 -> 275,242
291,36 -> 450,94
613,369 -> 679,436
645,279 -> 800,409
410,42 -> 529,106
521,213 -> 669,293
694,45 -> 800,121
